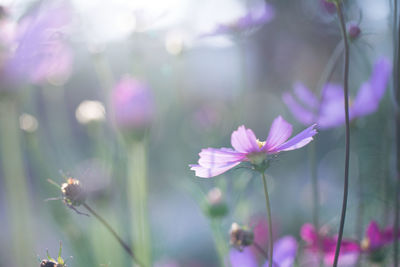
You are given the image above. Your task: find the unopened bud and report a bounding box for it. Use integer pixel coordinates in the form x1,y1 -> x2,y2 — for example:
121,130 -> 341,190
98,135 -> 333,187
61,178 -> 86,207
229,223 -> 254,250
347,22 -> 361,40
204,188 -> 228,218
40,242 -> 67,267
320,0 -> 336,14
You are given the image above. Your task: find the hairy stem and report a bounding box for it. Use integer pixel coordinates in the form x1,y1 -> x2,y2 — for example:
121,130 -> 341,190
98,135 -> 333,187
332,2 -> 351,267
83,203 -> 144,267
261,172 -> 274,267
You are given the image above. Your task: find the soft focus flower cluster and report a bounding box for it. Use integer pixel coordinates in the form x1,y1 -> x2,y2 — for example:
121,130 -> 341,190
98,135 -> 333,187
0,1 -> 73,92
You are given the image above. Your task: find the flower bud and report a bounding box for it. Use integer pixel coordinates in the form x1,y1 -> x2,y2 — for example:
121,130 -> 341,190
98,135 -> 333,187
346,22 -> 361,40
204,188 -> 228,218
61,178 -> 86,207
320,0 -> 336,14
229,223 -> 254,250
111,76 -> 155,139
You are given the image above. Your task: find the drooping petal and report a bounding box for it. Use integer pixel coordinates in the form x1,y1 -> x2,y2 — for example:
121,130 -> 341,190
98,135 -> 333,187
265,236 -> 298,267
271,124 -> 317,153
351,58 -> 391,118
229,247 -> 258,267
197,148 -> 245,168
293,82 -> 319,109
231,125 -> 260,153
189,161 -> 242,178
264,116 -> 293,151
282,92 -> 315,125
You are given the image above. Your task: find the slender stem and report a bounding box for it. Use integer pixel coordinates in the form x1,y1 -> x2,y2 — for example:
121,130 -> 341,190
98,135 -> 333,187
128,140 -> 151,267
332,2 -> 351,267
309,143 -> 324,267
253,241 -> 269,260
0,99 -> 34,266
393,0 -> 400,264
211,219 -> 228,267
315,40 -> 344,93
261,172 -> 274,267
83,203 -> 144,267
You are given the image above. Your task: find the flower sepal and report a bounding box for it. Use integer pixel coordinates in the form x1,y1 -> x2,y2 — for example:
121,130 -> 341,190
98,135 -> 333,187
251,157 -> 270,173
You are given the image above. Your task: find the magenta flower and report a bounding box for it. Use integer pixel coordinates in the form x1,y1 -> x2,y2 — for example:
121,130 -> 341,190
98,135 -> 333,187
111,76 -> 155,132
283,58 -> 391,129
189,116 -> 317,178
229,236 -> 298,267
361,221 -> 399,253
300,223 -> 360,266
202,3 -> 274,37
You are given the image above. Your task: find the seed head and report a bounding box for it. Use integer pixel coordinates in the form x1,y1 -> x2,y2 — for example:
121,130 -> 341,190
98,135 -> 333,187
61,178 -> 86,207
229,222 -> 254,250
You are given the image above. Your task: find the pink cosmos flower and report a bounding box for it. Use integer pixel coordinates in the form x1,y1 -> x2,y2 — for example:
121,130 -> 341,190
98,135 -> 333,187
361,221 -> 399,253
189,116 -> 317,178
300,223 -> 360,266
283,58 -> 391,129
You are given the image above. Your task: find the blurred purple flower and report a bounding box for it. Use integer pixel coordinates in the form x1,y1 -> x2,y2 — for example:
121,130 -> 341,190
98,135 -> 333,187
111,76 -> 155,132
361,221 -> 399,253
301,223 -> 360,266
346,21 -> 361,40
202,3 -> 274,37
189,116 -> 317,178
229,236 -> 297,267
320,0 -> 336,14
283,58 -> 391,129
3,2 -> 73,85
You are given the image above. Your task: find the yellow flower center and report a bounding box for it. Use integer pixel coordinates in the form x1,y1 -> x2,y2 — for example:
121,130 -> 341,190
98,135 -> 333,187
361,238 -> 370,251
256,139 -> 266,149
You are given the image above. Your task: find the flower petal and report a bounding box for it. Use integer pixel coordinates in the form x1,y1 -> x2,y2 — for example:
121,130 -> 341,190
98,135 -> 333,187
270,236 -> 298,267
231,125 -> 260,153
351,58 -> 391,118
264,116 -> 293,151
229,247 -> 258,267
271,124 -> 317,153
197,148 -> 245,168
366,221 -> 383,248
293,82 -> 319,109
282,92 -> 315,125
300,223 -> 317,244
189,161 -> 241,178
318,83 -> 345,129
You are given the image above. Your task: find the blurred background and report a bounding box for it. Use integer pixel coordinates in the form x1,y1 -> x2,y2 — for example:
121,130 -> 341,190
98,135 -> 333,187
0,0 -> 395,266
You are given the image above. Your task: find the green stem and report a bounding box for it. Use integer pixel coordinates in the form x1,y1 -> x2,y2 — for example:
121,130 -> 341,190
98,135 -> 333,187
393,0 -> 400,264
211,220 -> 228,267
332,2 -> 351,267
127,140 -> 151,267
309,142 -> 324,267
0,99 -> 34,266
83,203 -> 144,267
261,172 -> 273,267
